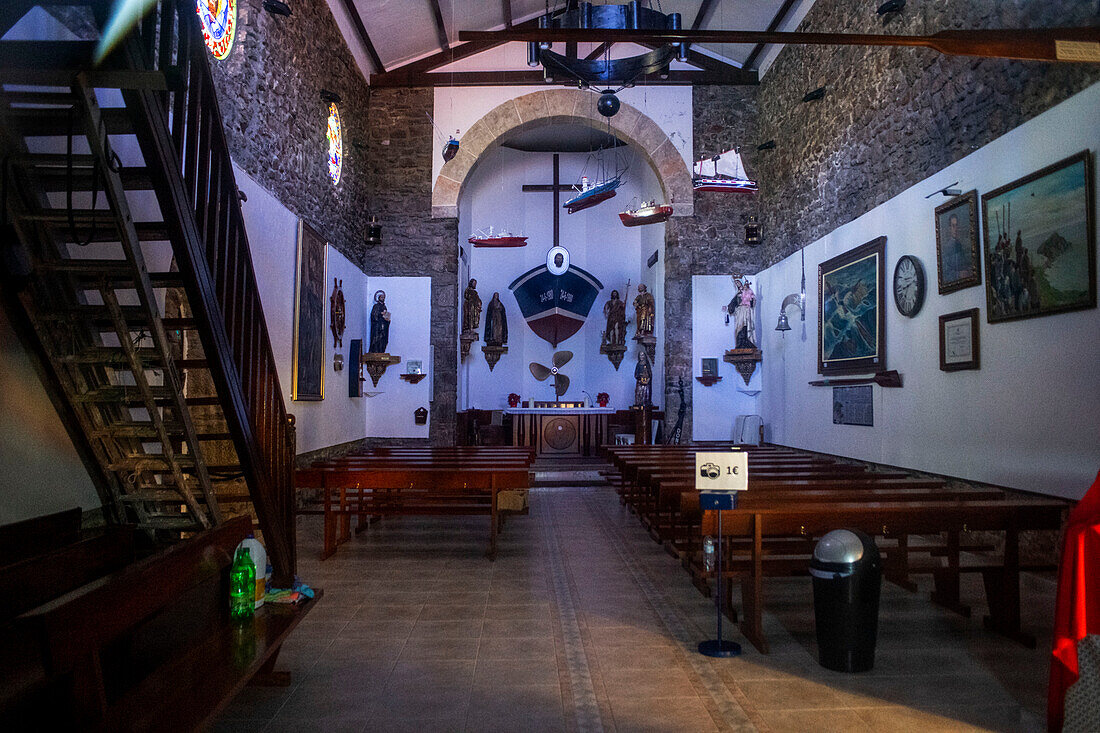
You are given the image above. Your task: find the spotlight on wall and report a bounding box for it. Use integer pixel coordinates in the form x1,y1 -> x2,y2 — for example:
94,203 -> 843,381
365,216 -> 382,246
924,181 -> 962,199
757,140 -> 776,151
263,0 -> 291,16
876,0 -> 905,15
801,86 -> 826,103
320,89 -> 341,104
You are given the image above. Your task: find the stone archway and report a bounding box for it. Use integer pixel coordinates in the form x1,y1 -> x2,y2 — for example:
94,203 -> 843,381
431,89 -> 693,218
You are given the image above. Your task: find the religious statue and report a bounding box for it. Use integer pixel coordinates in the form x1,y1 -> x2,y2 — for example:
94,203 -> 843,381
729,278 -> 756,349
602,289 -> 627,348
633,283 -> 655,339
484,292 -> 507,346
664,376 -> 686,445
634,347 -> 652,407
329,277 -> 345,348
463,278 -> 482,334
369,289 -> 390,354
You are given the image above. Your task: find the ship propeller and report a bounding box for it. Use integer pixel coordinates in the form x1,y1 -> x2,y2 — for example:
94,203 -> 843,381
530,351 -> 573,399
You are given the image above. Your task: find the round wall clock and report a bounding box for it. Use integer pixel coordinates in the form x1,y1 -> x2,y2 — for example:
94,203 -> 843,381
893,255 -> 925,317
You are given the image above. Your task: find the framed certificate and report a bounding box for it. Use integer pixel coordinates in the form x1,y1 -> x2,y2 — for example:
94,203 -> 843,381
939,308 -> 980,372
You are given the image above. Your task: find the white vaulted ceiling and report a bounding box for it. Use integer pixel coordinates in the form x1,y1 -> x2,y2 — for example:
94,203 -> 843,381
324,0 -> 817,83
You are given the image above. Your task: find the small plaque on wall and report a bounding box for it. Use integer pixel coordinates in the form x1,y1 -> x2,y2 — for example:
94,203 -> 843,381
833,385 -> 873,426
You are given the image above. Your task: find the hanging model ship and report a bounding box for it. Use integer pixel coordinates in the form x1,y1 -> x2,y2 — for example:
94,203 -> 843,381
467,226 -> 528,248
442,133 -> 460,162
619,199 -> 673,227
692,147 -> 758,193
564,174 -> 622,214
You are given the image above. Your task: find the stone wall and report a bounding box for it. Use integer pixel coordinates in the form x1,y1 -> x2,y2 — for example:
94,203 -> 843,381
365,88 -> 458,446
207,0 -> 372,264
663,86 -> 764,440
755,0 -> 1100,265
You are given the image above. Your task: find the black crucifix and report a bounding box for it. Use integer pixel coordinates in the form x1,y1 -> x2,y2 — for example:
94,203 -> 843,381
521,154 -> 571,246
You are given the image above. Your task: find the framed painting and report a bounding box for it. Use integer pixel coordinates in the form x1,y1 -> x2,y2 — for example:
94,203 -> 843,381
818,236 -> 887,375
935,190 -> 981,294
832,385 -> 873,426
982,150 -> 1095,323
292,221 -> 326,401
939,308 -> 980,372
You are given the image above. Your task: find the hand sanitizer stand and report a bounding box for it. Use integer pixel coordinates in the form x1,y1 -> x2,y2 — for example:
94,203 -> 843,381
697,491 -> 742,658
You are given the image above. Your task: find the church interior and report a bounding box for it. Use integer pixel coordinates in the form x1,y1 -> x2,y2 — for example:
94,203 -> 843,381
1,1 -> 1098,730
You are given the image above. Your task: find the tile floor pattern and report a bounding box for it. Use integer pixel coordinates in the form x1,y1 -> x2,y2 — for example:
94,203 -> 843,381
216,485 -> 1053,732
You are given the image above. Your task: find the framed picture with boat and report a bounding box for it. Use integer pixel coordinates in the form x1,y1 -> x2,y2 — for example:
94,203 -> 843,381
818,237 -> 887,376
935,190 -> 981,294
981,150 -> 1095,323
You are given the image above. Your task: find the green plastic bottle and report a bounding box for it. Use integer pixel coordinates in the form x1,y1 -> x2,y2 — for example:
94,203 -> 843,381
229,546 -> 256,621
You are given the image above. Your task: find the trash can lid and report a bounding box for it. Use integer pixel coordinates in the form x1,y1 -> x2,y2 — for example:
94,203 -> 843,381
813,529 -> 865,564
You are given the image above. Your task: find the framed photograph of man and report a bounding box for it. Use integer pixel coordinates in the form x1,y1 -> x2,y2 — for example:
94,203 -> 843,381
981,150 -> 1096,323
935,190 -> 981,294
818,236 -> 887,375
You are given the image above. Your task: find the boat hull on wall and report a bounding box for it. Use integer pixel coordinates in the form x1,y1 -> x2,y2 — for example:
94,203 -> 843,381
509,265 -> 603,347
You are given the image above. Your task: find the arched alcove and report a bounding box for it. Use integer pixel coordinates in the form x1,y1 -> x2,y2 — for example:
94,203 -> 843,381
431,89 -> 693,218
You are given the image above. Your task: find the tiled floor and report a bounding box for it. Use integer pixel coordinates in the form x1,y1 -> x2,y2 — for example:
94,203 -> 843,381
216,485 -> 1052,732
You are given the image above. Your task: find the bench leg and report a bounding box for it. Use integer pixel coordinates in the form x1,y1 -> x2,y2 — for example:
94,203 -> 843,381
486,485 -> 498,561
249,647 -> 292,687
884,535 -> 919,592
930,530 -> 971,617
738,515 -> 769,654
321,489 -> 337,560
982,527 -> 1035,648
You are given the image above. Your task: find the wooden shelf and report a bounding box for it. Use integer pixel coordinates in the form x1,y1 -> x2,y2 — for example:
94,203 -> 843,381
695,375 -> 722,386
808,370 -> 902,388
399,373 -> 427,384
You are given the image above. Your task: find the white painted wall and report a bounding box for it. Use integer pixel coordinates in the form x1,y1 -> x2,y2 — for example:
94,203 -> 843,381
457,146 -> 663,411
754,83 -> 1100,500
362,276 -> 432,439
235,165 -> 371,453
691,275 -> 761,440
433,86 -> 693,184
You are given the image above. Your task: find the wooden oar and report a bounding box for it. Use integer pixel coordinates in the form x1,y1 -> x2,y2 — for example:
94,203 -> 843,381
459,27 -> 1100,63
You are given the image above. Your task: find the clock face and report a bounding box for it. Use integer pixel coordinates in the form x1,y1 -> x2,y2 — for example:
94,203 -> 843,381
893,255 -> 925,317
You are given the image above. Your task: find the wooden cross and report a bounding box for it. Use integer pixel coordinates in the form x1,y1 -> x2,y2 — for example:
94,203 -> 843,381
521,154 -> 571,247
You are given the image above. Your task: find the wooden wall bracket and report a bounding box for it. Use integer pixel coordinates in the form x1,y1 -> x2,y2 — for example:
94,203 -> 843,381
695,375 -> 723,386
807,370 -> 902,388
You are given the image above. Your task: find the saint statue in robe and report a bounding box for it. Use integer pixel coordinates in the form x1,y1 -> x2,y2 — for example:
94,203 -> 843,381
484,292 -> 507,346
731,279 -> 757,349
329,277 -> 345,348
633,283 -> 655,339
462,278 -> 482,334
369,290 -> 390,354
602,289 -> 627,347
634,347 -> 652,406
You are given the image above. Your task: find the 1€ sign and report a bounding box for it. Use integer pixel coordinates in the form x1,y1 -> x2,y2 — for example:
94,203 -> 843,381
695,451 -> 748,491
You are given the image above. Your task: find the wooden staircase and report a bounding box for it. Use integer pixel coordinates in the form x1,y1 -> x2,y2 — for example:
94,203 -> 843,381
0,2 -> 297,581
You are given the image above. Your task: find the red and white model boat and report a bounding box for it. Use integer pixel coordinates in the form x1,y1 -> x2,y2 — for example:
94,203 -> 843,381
468,226 -> 528,248
693,147 -> 758,193
619,200 -> 673,227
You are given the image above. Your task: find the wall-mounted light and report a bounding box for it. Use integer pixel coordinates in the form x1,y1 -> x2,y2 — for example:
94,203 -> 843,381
320,89 -> 341,104
365,215 -> 382,246
802,86 -> 826,103
877,0 -> 905,15
263,0 -> 291,16
744,215 -> 760,247
924,181 -> 962,198
776,248 -> 806,336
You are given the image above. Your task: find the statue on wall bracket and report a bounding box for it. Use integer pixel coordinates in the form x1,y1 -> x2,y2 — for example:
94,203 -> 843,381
600,286 -> 629,370
330,277 -> 345,348
363,289 -> 400,386
632,283 -> 657,360
634,346 -> 653,407
460,278 -> 482,362
722,275 -> 762,386
481,291 -> 509,372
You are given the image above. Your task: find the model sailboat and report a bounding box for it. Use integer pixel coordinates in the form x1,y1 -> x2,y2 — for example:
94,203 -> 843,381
564,174 -> 622,214
693,147 -> 758,193
619,199 -> 673,227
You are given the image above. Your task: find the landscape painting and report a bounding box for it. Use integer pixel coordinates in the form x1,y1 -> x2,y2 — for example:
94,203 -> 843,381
818,237 -> 886,375
982,150 -> 1095,323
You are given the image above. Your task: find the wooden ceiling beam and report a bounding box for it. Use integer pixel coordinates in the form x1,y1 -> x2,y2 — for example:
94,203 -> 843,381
744,0 -> 799,71
427,0 -> 451,52
691,0 -> 718,31
370,69 -> 758,88
502,0 -> 513,29
336,0 -> 384,73
584,42 -> 613,61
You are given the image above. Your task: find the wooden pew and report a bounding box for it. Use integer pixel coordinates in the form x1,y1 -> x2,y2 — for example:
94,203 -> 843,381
0,508 -> 82,566
0,516 -> 319,731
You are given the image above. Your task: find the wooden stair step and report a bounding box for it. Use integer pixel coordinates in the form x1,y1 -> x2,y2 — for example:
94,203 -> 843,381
6,105 -> 132,137
4,91 -> 80,107
38,260 -> 184,288
135,516 -> 205,531
92,423 -> 231,440
20,212 -> 169,240
35,166 -> 154,192
74,386 -> 218,408
61,346 -> 165,365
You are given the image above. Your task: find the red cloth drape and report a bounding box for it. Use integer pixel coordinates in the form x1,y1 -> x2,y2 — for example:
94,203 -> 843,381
1048,469 -> 1100,732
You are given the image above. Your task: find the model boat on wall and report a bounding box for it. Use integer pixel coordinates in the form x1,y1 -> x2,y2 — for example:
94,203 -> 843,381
468,227 -> 528,247
564,175 -> 622,214
510,264 -> 603,347
442,134 -> 460,162
619,200 -> 673,227
693,148 -> 758,193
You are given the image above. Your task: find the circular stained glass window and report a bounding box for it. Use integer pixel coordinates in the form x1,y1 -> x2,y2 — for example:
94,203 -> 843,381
197,0 -> 237,60
327,103 -> 343,186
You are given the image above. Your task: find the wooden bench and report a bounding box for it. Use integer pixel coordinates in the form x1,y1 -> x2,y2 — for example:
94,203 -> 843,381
0,515 -> 319,731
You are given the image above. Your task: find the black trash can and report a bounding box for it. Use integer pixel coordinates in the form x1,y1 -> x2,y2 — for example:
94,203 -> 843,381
810,529 -> 881,672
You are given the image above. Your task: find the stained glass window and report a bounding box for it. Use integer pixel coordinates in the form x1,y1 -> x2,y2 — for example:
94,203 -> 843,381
197,0 -> 237,60
327,103 -> 343,186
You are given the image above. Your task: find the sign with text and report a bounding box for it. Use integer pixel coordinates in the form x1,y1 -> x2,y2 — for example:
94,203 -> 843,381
695,451 -> 748,491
